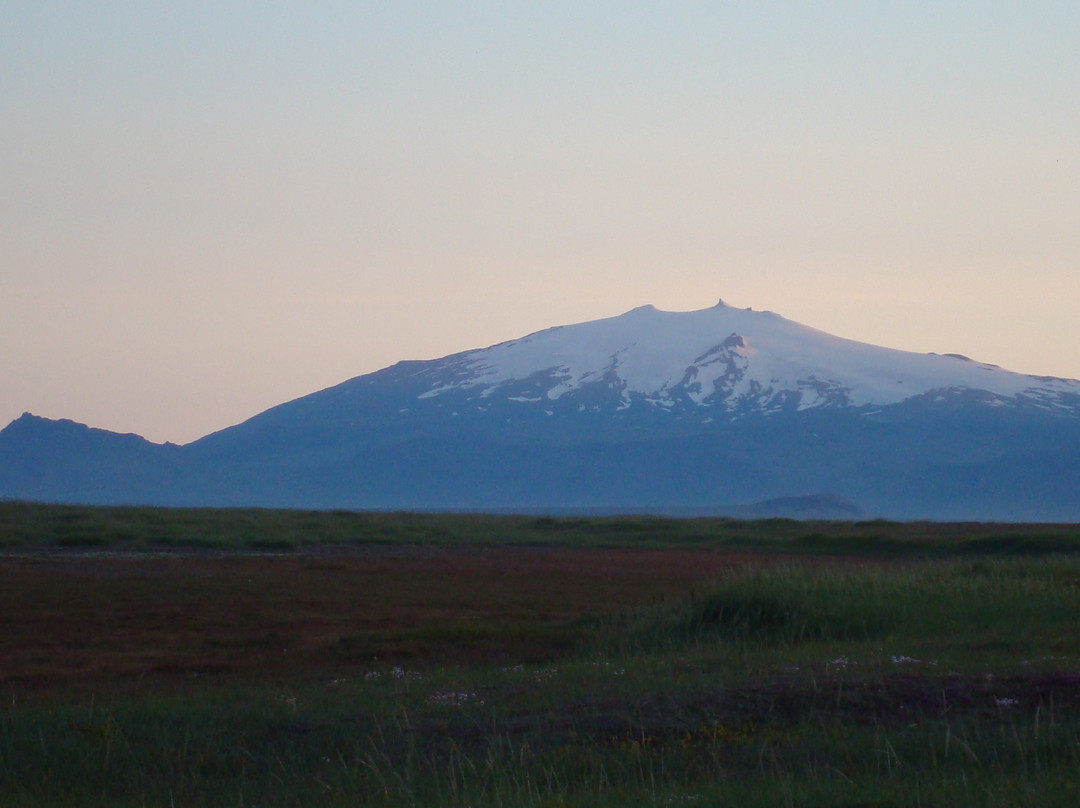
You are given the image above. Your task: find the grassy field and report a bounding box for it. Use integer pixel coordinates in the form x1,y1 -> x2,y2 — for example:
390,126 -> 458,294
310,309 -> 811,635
2,503 -> 1080,806
4,500 -> 1080,555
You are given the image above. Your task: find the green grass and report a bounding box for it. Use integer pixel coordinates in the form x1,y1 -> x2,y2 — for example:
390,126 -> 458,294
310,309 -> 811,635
620,559 -> 1080,656
3,500 -> 1080,556
5,541 -> 1080,805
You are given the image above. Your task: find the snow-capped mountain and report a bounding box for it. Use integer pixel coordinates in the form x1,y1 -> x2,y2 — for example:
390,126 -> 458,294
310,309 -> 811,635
399,300 -> 1080,417
3,301 -> 1079,520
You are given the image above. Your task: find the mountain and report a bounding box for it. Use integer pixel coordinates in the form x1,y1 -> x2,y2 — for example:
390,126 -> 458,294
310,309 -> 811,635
0,413 -> 189,505
3,300 -> 1080,520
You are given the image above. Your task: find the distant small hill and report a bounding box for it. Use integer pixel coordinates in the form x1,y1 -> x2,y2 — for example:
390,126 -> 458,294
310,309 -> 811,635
720,494 -> 866,521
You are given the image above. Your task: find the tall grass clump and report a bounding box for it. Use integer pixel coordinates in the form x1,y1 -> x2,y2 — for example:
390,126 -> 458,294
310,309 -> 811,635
607,557 -> 1080,659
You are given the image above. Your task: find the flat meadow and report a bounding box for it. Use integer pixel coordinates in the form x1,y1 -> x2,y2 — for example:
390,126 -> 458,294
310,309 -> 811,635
2,502 -> 1080,806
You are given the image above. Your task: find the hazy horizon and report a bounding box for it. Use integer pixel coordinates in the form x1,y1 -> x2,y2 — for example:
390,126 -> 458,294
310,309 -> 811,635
4,3 -> 1078,444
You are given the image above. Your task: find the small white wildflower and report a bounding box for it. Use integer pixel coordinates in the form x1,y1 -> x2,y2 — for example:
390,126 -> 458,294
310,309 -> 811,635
827,657 -> 852,669
427,691 -> 484,707
891,655 -> 920,665
995,697 -> 1019,708
364,671 -> 382,680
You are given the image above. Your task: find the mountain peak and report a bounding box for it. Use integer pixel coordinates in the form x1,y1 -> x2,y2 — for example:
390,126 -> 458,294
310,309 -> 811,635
626,298 -> 729,316
397,301 -> 1080,418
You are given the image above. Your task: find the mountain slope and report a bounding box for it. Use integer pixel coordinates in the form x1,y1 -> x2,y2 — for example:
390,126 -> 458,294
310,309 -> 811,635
3,301 -> 1079,519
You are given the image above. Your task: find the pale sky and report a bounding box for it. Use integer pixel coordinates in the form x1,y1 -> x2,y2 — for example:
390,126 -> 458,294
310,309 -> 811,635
3,2 -> 1078,444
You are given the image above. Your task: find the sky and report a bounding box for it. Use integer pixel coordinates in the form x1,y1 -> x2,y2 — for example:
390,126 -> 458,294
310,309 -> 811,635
3,2 -> 1078,445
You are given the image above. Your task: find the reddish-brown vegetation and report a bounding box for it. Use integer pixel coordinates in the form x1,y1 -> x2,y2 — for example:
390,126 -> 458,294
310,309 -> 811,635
0,547 -> 788,690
